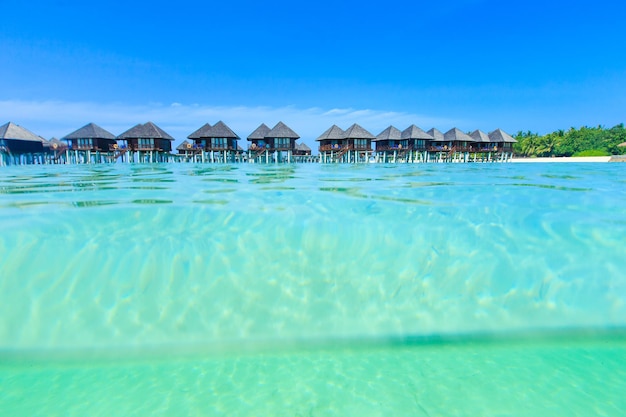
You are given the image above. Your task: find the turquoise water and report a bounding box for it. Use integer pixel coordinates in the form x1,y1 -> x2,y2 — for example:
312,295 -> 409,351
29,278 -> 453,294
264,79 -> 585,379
1,162 -> 625,415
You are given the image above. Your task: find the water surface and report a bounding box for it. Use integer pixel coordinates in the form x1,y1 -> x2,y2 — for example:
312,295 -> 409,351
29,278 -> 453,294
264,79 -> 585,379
1,162 -> 625,415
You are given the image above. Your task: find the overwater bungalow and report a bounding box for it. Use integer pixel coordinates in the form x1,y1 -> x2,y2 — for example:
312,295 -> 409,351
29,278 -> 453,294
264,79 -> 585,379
295,142 -> 312,156
444,128 -> 474,151
468,129 -> 499,161
427,127 -> 448,148
402,125 -> 434,162
0,122 -> 45,165
41,137 -> 68,164
318,123 -> 374,163
117,122 -> 174,163
62,122 -> 118,164
341,124 -> 374,163
247,123 -> 271,158
374,126 -> 403,163
247,122 -> 300,163
343,124 -> 374,152
317,125 -> 345,157
425,127 -> 452,161
188,121 -> 240,162
176,140 -> 194,154
441,128 -> 475,162
488,128 -> 517,161
469,130 -> 491,151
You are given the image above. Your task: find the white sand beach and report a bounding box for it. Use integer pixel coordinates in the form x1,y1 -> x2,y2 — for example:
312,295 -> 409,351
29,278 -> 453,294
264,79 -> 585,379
511,156 -> 612,163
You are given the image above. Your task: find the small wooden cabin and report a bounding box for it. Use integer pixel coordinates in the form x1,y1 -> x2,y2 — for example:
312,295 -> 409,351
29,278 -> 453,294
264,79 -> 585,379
374,126 -> 403,153
488,129 -> 517,153
0,122 -> 45,154
427,128 -> 449,151
247,123 -> 271,151
247,122 -> 300,162
343,123 -> 374,152
402,125 -> 433,151
176,140 -> 195,155
188,121 -> 239,152
266,122 -> 300,151
62,123 -> 117,152
117,122 -> 174,152
318,123 -> 374,163
444,128 -> 475,152
316,125 -> 345,153
469,129 -> 493,152
294,142 -> 312,156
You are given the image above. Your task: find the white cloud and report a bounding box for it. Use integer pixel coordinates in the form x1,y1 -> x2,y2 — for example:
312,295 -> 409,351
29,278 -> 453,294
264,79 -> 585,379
0,100 -> 459,149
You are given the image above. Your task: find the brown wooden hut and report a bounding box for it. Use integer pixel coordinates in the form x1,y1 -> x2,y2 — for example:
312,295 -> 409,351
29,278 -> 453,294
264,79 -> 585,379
247,122 -> 300,162
374,126 -> 404,162
316,124 -> 345,154
48,138 -> 67,152
117,122 -> 174,152
343,124 -> 374,149
488,129 -> 517,161
442,128 -> 475,162
402,125 -> 433,151
247,123 -> 271,151
444,128 -> 475,152
188,121 -> 239,152
341,123 -> 374,163
63,123 -> 117,152
0,122 -> 46,165
116,122 -> 174,163
469,130 -> 492,152
318,123 -> 374,163
488,128 -> 517,152
426,128 -> 449,150
0,122 -> 45,154
374,126 -> 403,152
265,121 -> 300,151
294,142 -> 312,156
176,140 -> 194,155
39,137 -> 68,164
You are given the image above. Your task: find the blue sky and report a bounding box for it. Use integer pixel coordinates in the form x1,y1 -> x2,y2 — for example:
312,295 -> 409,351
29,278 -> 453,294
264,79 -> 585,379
1,0 -> 625,147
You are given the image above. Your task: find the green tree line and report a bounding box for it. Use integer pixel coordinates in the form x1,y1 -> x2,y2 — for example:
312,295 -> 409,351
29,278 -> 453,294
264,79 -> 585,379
513,124 -> 626,157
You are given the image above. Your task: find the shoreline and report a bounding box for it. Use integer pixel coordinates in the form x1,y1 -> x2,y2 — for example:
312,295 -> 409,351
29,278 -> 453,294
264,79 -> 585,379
511,156 -> 614,163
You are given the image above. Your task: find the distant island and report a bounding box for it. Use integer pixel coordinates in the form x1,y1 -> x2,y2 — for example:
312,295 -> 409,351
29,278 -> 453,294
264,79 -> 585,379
514,124 -> 626,157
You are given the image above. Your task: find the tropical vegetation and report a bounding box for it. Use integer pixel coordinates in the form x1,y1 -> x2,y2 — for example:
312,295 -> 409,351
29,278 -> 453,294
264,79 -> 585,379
513,124 -> 626,157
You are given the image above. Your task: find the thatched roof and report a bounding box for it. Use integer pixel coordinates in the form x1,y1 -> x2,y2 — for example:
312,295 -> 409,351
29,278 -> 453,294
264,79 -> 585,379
189,121 -> 239,139
488,128 -> 517,143
0,122 -> 44,142
401,125 -> 433,140
374,125 -> 402,142
296,142 -> 311,151
469,129 -> 490,143
63,122 -> 116,140
49,137 -> 67,150
188,123 -> 212,139
176,140 -> 194,151
210,121 -> 239,139
427,128 -> 445,142
117,122 -> 174,141
248,123 -> 271,141
266,121 -> 300,139
316,124 -> 345,141
444,128 -> 475,142
343,123 -> 375,139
